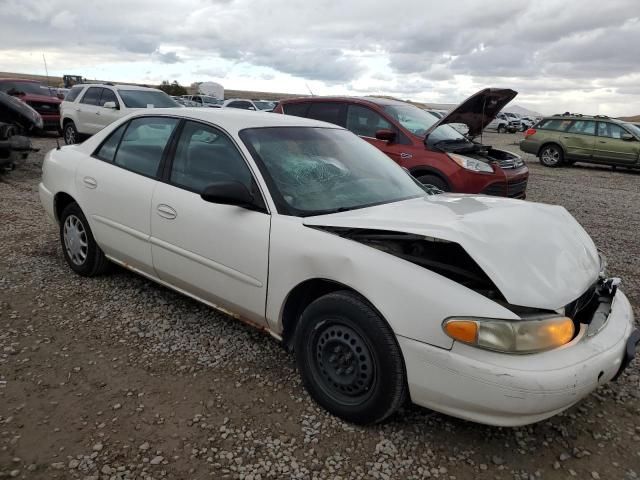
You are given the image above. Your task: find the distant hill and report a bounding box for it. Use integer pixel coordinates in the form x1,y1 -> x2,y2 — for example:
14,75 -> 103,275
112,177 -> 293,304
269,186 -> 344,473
619,115 -> 640,122
506,105 -> 543,117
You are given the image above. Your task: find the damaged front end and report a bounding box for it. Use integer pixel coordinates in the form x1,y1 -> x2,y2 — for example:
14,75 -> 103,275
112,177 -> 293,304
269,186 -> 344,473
0,92 -> 41,171
310,226 -> 505,302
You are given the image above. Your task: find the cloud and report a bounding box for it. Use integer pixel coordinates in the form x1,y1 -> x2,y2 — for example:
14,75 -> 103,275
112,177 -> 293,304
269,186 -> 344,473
152,50 -> 182,64
0,0 -> 639,115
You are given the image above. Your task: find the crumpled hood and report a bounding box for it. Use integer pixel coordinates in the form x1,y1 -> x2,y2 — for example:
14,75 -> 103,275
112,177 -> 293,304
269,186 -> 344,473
425,88 -> 517,138
304,195 -> 600,310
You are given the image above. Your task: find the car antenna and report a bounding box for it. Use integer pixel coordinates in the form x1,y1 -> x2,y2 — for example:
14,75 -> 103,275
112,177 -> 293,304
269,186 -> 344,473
480,96 -> 486,145
305,82 -> 315,96
42,53 -> 54,97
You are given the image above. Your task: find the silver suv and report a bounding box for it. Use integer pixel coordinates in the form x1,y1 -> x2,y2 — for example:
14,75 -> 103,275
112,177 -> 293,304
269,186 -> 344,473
60,84 -> 177,144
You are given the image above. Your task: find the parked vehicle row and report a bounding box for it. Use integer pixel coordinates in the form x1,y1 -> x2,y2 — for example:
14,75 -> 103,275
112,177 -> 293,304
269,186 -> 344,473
274,89 -> 529,198
60,84 -> 178,144
520,114 -> 640,168
0,78 -> 61,133
39,107 -> 638,427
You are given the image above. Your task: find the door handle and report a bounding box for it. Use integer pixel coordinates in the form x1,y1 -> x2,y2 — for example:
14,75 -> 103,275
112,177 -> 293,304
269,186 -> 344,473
562,136 -> 570,139
156,204 -> 177,220
598,140 -> 607,143
96,111 -> 101,115
82,176 -> 97,189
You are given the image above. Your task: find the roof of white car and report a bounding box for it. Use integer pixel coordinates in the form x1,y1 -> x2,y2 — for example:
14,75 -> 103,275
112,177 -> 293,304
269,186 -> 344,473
129,107 -> 340,133
80,83 -> 161,91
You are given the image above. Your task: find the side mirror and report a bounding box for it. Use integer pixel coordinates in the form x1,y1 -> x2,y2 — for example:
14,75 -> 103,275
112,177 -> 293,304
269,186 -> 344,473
621,133 -> 635,141
201,181 -> 254,208
375,129 -> 396,142
103,101 -> 118,110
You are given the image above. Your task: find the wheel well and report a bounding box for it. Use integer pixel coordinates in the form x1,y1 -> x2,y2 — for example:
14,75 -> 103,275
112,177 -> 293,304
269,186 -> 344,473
281,279 -> 363,352
409,168 -> 451,189
54,192 -> 76,223
62,118 -> 74,127
537,142 -> 563,157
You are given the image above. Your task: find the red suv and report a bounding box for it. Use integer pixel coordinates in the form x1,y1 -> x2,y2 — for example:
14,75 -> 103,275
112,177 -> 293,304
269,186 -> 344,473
0,79 -> 61,133
274,89 -> 529,198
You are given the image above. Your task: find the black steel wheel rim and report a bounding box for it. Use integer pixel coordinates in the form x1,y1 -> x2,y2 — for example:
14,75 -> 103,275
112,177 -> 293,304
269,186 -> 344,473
309,320 -> 376,405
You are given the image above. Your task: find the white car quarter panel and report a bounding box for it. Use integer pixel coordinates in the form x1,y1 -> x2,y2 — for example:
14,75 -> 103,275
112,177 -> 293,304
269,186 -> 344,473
150,183 -> 271,325
399,290 -> 634,426
266,215 -> 519,349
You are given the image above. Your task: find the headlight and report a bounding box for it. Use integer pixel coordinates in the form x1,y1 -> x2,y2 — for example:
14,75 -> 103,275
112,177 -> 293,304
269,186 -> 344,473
443,316 -> 575,353
448,153 -> 494,173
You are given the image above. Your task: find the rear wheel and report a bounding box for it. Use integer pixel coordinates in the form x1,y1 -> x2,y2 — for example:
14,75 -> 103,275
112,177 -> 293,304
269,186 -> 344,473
416,174 -> 449,191
497,125 -> 507,133
63,121 -> 78,145
294,291 -> 407,424
539,144 -> 564,167
59,202 -> 110,276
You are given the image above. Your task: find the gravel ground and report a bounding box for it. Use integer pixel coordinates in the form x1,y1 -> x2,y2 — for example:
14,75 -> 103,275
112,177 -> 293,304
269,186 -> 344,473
1,132 -> 639,480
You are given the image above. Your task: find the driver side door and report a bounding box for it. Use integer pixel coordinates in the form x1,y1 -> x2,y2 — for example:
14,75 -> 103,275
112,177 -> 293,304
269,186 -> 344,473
150,120 -> 271,324
345,104 -> 404,164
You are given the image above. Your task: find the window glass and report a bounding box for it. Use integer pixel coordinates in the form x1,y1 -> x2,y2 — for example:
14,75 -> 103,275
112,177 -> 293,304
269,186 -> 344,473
113,117 -> 179,177
282,103 -> 310,117
598,122 -> 626,139
94,123 -> 127,162
227,101 -> 253,109
240,127 -> 424,216
99,88 -> 119,108
307,103 -> 344,126
65,85 -> 84,102
567,120 -> 595,135
346,105 -> 393,137
117,89 -> 177,108
170,121 -> 252,193
539,119 -> 572,131
80,87 -> 102,106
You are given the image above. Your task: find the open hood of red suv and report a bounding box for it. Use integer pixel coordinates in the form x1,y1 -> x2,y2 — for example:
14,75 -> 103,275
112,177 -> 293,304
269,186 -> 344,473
425,88 -> 517,138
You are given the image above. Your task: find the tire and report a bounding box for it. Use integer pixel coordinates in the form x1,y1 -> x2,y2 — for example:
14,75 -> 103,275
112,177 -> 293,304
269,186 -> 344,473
497,125 -> 506,133
59,202 -> 109,276
415,174 -> 449,191
539,144 -> 564,167
294,291 -> 407,424
63,121 -> 78,145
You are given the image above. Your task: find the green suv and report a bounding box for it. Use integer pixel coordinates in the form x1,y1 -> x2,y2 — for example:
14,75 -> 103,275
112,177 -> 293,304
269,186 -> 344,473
519,115 -> 640,168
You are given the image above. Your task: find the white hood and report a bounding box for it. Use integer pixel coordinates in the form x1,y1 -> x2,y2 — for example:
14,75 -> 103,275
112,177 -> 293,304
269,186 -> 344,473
304,195 -> 600,310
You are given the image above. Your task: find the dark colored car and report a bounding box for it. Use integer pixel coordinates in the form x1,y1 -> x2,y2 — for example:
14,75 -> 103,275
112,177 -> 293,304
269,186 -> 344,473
0,79 -> 61,133
0,92 -> 40,169
520,115 -> 640,168
274,89 -> 529,198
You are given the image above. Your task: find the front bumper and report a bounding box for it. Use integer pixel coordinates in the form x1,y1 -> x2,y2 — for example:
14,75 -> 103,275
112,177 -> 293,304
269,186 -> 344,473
481,166 -> 529,199
39,182 -> 56,223
399,289 -> 635,427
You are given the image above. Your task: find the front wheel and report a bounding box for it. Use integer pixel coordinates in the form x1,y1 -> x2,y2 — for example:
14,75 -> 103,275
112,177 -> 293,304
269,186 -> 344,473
295,291 -> 407,424
416,174 -> 449,192
539,144 -> 564,167
497,125 -> 507,133
59,202 -> 110,276
63,121 -> 78,145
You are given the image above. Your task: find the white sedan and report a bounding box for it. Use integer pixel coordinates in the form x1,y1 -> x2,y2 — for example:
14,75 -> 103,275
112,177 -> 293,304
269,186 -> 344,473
39,108 -> 638,426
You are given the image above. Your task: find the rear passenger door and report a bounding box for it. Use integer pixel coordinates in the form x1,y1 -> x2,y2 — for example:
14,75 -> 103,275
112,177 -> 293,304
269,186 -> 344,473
96,88 -> 122,130
562,120 -> 596,161
77,87 -> 103,134
150,120 -> 271,325
594,122 -> 639,165
75,116 -> 179,275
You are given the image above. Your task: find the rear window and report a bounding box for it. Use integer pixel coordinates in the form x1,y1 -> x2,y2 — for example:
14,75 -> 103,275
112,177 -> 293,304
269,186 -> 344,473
117,89 -> 177,108
65,85 -> 84,102
538,118 -> 572,132
306,103 -> 345,126
282,102 -> 310,117
80,87 -> 102,106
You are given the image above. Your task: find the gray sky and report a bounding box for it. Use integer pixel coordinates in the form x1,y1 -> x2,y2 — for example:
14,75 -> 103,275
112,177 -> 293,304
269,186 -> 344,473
1,0 -> 639,115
